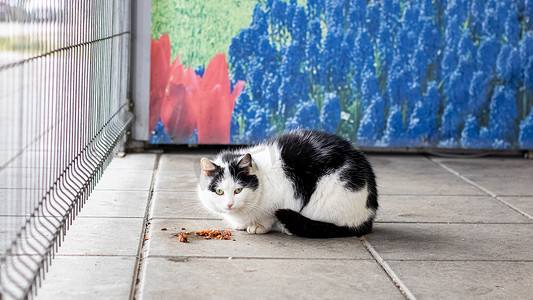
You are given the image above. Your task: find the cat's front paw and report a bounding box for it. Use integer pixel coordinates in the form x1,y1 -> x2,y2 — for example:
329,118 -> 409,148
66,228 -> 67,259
246,224 -> 268,234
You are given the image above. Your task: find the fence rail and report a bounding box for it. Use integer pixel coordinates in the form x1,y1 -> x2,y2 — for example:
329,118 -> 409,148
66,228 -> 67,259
0,1 -> 133,298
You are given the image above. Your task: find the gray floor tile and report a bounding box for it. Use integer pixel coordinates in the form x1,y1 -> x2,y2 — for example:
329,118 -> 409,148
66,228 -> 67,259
141,257 -> 403,300
434,158 -> 533,196
377,195 -> 532,223
366,223 -> 533,261
387,261 -> 533,299
153,171 -> 199,191
434,157 -> 533,178
0,168 -> 41,189
106,153 -> 157,170
78,190 -> 149,218
147,219 -> 372,260
158,154 -> 203,172
376,172 -> 485,195
94,169 -> 153,191
36,256 -> 135,300
57,217 -> 143,256
151,191 -> 216,219
368,155 -> 440,175
0,189 -> 29,216
499,196 -> 533,219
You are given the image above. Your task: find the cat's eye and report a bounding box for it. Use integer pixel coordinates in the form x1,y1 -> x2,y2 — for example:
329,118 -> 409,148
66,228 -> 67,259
234,188 -> 243,194
215,189 -> 224,195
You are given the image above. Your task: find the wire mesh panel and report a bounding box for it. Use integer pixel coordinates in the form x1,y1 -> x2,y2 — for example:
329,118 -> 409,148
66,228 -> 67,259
0,1 -> 133,298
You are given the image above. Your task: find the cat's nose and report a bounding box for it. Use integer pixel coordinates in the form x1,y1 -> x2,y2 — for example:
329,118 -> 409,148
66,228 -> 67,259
227,203 -> 233,209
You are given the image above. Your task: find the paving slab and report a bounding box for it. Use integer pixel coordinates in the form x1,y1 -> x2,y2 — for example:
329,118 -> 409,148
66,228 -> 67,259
154,171 -> 199,192
94,169 -> 153,191
377,194 -> 532,223
147,219 -> 371,260
433,158 -> 533,196
0,189 -> 29,216
387,260 -> 533,299
105,153 -> 157,171
498,196 -> 533,219
376,172 -> 485,195
36,256 -> 135,300
151,191 -> 216,219
141,257 -> 403,300
366,223 -> 533,261
158,154 -> 203,172
56,217 -> 144,256
368,155 -> 442,175
79,190 -> 149,218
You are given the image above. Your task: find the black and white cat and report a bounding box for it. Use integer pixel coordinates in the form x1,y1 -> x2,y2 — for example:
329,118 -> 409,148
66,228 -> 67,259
197,130 -> 378,238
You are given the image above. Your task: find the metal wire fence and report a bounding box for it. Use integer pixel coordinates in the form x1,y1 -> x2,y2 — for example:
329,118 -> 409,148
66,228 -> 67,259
0,1 -> 133,298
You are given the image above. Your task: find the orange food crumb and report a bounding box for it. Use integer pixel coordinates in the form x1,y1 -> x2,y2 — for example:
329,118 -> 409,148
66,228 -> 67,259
161,228 -> 167,231
195,229 -> 232,240
178,233 -> 188,243
181,227 -> 186,230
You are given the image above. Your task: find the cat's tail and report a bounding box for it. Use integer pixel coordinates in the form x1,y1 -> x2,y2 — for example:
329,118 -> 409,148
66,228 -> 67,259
275,209 -> 373,239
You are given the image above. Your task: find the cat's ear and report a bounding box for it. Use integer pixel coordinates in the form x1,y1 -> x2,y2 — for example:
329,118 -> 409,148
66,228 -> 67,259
201,157 -> 217,176
237,153 -> 252,169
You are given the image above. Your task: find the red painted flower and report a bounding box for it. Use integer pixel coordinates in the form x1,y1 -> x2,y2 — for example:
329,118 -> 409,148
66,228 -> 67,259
149,34 -> 171,133
150,36 -> 244,144
160,55 -> 199,141
196,53 -> 245,144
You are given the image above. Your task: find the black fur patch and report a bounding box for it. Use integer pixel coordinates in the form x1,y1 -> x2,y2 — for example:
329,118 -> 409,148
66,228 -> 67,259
228,160 -> 259,190
207,164 -> 226,192
216,151 -> 259,191
274,130 -> 377,211
275,209 -> 373,238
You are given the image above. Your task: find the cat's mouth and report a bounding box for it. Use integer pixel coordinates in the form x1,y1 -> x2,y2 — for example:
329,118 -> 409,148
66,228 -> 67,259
222,206 -> 242,214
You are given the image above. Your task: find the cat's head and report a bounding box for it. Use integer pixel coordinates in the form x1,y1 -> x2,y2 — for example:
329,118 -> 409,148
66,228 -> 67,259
197,153 -> 260,216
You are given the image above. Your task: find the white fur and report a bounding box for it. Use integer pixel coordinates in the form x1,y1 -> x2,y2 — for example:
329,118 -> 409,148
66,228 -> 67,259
197,142 -> 373,235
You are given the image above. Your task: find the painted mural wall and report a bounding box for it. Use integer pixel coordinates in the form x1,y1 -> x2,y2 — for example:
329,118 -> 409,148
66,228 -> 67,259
149,0 -> 533,149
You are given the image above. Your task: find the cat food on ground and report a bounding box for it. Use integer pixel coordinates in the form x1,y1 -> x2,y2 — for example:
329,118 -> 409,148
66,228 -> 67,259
177,233 -> 188,243
195,229 -> 232,240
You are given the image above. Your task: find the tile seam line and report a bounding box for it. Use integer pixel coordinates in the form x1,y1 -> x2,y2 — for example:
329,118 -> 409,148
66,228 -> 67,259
130,153 -> 161,300
145,255 -> 375,261
360,237 -> 417,300
428,157 -> 533,221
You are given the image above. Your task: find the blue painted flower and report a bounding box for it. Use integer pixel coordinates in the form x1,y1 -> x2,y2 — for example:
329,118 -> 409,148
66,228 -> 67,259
457,30 -> 476,63
519,108 -> 533,149
445,0 -> 468,24
347,0 -> 367,31
418,19 -> 441,62
285,100 -> 320,131
460,115 -> 481,148
525,58 -> 533,93
360,66 -> 380,109
245,106 -> 276,143
320,92 -> 341,134
497,45 -> 521,89
439,103 -> 460,148
292,6 -> 308,55
477,37 -> 500,73
357,95 -> 385,146
150,119 -> 172,144
365,1 -> 380,37
468,71 -> 490,115
444,17 -> 460,51
306,18 -> 322,75
504,4 -> 520,45
250,4 -> 268,36
381,105 -> 405,147
488,86 -> 518,143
